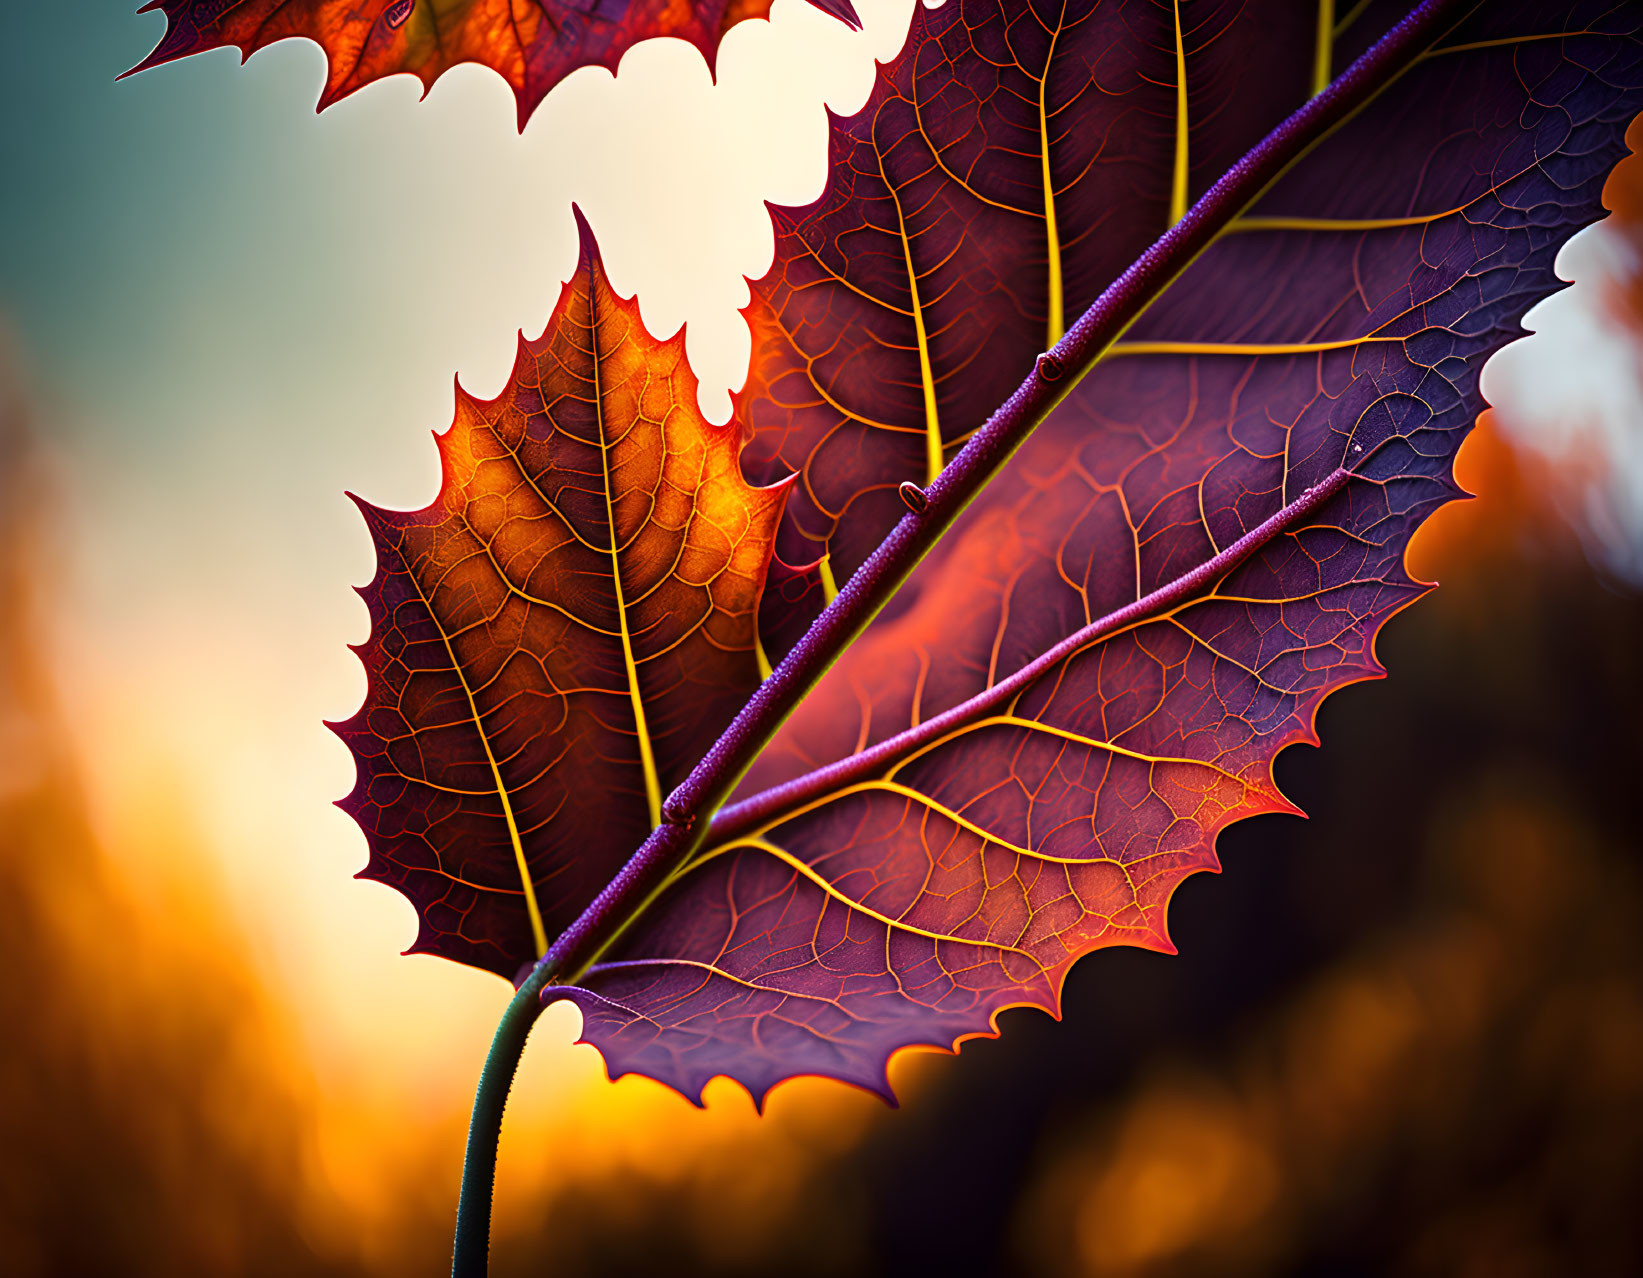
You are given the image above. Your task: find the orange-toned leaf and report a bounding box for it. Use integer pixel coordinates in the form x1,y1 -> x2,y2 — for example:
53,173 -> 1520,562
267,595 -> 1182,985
332,214 -> 788,977
127,0 -> 860,130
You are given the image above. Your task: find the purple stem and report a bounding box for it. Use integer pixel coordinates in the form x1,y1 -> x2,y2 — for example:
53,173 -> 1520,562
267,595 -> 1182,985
533,0 -> 1469,985
709,466 -> 1353,848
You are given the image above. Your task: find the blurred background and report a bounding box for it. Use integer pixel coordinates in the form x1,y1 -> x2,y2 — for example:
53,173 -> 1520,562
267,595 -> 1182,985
2,2 -> 1640,1274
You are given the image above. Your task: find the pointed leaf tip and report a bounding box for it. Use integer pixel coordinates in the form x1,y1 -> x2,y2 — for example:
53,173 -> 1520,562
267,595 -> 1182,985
805,0 -> 863,30
569,202 -> 601,267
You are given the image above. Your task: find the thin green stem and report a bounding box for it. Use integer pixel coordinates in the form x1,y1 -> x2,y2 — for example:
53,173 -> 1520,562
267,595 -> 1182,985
451,960 -> 557,1278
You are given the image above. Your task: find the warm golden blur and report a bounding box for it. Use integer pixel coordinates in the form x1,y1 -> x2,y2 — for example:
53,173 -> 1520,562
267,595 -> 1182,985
0,337 -> 348,1275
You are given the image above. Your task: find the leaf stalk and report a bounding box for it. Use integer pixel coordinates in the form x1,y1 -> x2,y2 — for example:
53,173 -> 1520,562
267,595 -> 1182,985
451,958 -> 557,1278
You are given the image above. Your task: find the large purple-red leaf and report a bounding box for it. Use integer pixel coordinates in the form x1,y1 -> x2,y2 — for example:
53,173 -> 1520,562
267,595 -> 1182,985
551,3 -> 1643,1104
739,0 -> 1322,602
126,0 -> 860,131
332,217 -> 788,978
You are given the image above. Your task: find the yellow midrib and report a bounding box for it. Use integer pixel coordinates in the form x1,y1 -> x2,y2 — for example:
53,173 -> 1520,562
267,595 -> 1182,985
1108,334 -> 1403,357
881,156 -> 943,485
1229,209 -> 1460,232
588,282 -> 664,831
818,553 -> 839,603
1039,6 -> 1067,347
1169,0 -> 1189,226
406,564 -> 549,957
1313,0 -> 1335,95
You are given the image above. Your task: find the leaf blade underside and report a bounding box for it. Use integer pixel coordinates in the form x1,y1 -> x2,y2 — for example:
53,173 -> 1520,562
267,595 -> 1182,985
739,0 -> 1325,612
550,0 -> 1643,1105
126,0 -> 861,131
333,216 -> 788,978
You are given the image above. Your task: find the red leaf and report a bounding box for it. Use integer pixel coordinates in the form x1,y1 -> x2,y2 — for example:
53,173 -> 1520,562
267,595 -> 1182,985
331,214 -> 789,977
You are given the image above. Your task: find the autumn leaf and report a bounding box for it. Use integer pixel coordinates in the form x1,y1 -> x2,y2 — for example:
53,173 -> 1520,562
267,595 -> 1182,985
544,2 -> 1643,1104
739,0 -> 1325,590
126,0 -> 861,131
331,213 -> 788,978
